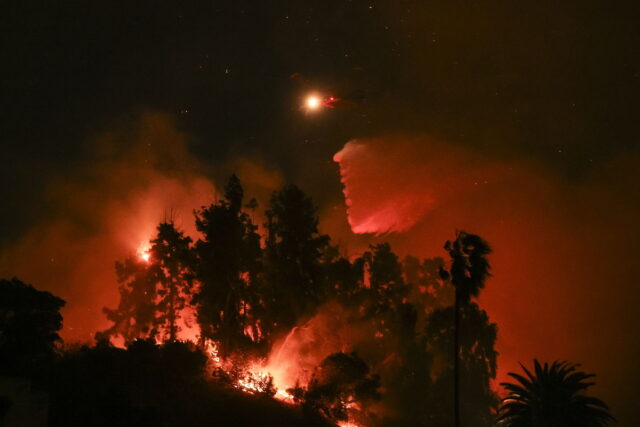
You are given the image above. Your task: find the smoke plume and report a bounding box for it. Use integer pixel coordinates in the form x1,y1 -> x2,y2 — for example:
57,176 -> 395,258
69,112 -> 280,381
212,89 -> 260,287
0,112 -> 282,343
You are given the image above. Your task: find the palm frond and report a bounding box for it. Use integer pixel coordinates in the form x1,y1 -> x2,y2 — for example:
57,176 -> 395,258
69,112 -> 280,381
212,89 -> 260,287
497,359 -> 615,426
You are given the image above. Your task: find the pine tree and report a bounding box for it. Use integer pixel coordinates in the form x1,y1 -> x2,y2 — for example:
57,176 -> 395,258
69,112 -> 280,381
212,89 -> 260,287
264,184 -> 329,333
102,255 -> 157,342
102,222 -> 195,343
194,175 -> 262,355
149,221 -> 195,342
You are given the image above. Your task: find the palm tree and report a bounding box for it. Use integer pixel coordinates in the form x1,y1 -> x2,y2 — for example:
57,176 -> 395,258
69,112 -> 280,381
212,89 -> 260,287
440,231 -> 492,427
498,360 -> 615,426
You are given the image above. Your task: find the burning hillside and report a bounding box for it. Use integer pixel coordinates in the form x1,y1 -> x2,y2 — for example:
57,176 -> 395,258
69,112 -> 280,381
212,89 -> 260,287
88,173 -> 499,426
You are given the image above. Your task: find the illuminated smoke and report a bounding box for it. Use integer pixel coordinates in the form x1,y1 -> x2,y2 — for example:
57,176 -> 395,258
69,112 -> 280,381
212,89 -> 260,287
333,134 -> 640,421
333,136 -> 508,234
263,302 -> 359,390
0,112 -> 282,343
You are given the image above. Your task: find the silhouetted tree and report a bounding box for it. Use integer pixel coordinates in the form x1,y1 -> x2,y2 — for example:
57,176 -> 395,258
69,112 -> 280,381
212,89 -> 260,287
102,222 -> 194,344
264,184 -> 329,333
349,244 -> 434,426
425,302 -> 498,426
300,352 -> 381,425
367,243 -> 403,288
149,221 -> 195,341
320,244 -> 361,304
357,243 -> 413,350
497,360 -> 615,426
375,300 -> 432,426
50,338 -> 332,427
49,339 -> 207,427
194,174 -> 263,355
439,231 -> 492,427
403,255 -> 453,314
0,278 -> 65,378
101,255 -> 157,342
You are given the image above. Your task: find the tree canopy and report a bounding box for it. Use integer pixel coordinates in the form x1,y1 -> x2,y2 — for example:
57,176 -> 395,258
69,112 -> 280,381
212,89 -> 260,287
498,360 -> 615,427
88,177 -> 614,426
0,277 -> 65,377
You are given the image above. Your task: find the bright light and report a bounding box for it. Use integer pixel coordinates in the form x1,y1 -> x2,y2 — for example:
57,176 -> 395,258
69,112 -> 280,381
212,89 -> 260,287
137,244 -> 151,263
306,95 -> 321,110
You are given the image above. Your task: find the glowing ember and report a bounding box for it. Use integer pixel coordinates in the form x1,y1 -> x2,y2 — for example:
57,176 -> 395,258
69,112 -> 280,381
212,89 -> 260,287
205,341 -> 221,365
235,362 -> 295,401
235,371 -> 271,393
275,389 -> 294,401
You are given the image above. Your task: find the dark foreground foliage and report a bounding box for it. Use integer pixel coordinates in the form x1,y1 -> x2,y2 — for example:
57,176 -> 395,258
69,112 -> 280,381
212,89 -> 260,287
291,352 -> 381,425
497,360 -> 615,427
0,178 -> 615,426
0,278 -> 65,378
47,340 -> 334,427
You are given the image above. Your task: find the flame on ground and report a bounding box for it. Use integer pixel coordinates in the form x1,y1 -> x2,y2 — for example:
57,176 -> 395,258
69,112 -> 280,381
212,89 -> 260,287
201,304 -> 350,402
108,306 -> 367,425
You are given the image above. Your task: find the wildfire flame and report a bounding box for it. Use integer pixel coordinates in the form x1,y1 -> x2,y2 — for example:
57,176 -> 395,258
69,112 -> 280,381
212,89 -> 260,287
275,389 -> 294,401
204,341 -> 294,401
137,243 -> 151,262
111,285 -> 362,422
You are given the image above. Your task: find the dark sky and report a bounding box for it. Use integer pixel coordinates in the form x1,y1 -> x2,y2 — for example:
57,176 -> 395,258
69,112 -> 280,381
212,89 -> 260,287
2,1 -> 639,423
3,1 -> 637,240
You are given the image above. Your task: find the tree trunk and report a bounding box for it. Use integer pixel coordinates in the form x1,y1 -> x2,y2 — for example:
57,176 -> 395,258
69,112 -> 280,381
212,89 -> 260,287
169,279 -> 177,341
454,293 -> 460,427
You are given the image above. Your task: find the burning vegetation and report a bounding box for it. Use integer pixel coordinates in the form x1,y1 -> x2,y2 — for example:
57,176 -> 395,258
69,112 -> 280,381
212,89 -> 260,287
90,174 -> 498,426
0,174 -> 614,426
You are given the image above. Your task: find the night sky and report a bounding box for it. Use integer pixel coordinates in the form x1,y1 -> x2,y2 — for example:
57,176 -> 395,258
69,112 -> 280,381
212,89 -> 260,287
2,1 -> 639,424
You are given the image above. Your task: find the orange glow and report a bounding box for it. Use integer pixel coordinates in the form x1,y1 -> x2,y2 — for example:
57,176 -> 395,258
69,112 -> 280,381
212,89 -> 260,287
235,371 -> 272,393
234,358 -> 295,401
275,389 -> 294,401
197,312 -> 353,406
205,341 -> 221,365
137,243 -> 151,263
202,340 -> 296,402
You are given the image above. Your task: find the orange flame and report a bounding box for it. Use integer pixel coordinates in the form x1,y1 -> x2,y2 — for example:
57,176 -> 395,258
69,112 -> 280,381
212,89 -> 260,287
137,243 -> 151,263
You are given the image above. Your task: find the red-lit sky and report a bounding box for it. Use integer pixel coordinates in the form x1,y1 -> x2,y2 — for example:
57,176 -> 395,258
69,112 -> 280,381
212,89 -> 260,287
331,135 -> 639,421
2,1 -> 639,423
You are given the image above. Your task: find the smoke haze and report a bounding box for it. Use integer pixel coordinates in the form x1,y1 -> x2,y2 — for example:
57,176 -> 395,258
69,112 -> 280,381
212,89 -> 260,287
334,135 -> 640,421
0,112 -> 283,343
